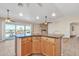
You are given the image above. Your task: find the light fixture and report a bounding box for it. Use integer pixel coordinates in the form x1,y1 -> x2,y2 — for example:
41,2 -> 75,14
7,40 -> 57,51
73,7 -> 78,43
5,19 -> 11,22
44,16 -> 48,25
18,3 -> 43,7
19,13 -> 23,16
52,13 -> 56,16
5,9 -> 11,22
36,16 -> 39,19
44,21 -> 48,25
18,3 -> 23,7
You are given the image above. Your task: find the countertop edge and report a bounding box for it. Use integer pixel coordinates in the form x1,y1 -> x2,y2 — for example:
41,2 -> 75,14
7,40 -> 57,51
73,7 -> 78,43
15,35 -> 63,39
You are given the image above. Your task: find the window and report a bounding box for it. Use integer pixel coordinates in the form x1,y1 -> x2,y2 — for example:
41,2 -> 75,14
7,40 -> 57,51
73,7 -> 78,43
25,25 -> 31,35
16,25 -> 24,35
5,23 -> 32,40
5,24 -> 15,40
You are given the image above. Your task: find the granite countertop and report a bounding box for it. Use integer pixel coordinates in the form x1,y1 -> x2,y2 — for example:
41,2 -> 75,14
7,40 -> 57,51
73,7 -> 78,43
15,34 -> 63,38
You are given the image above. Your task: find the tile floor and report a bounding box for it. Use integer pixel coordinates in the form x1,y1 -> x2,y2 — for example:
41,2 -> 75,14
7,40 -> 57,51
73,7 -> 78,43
63,37 -> 79,56
0,37 -> 79,56
0,40 -> 15,56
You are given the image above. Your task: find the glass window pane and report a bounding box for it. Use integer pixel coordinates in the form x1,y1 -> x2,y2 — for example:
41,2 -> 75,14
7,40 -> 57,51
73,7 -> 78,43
25,25 -> 31,35
16,25 -> 24,36
5,24 -> 15,40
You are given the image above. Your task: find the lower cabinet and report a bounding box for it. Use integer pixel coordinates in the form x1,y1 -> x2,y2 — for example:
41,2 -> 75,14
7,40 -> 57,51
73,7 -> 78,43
41,37 -> 61,56
21,37 -> 32,56
16,37 -> 32,56
46,38 -> 56,56
32,37 -> 41,53
16,36 -> 61,56
41,37 -> 48,55
21,41 -> 32,56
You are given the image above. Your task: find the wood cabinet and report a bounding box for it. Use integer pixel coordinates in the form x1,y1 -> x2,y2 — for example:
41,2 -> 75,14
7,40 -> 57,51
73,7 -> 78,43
16,37 -> 32,56
16,36 -> 61,56
55,38 -> 61,56
47,38 -> 56,56
41,37 -> 48,55
41,37 -> 61,56
32,37 -> 41,53
21,37 -> 32,56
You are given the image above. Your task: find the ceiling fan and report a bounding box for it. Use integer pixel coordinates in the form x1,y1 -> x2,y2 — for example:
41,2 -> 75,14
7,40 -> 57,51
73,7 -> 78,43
5,9 -> 15,23
41,16 -> 53,25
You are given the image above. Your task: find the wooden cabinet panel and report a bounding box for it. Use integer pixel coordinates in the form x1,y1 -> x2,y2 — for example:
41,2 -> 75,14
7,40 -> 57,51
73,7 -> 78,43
25,42 -> 32,55
40,38 -> 44,54
47,41 -> 55,56
41,37 -> 48,55
47,38 -> 56,56
55,38 -> 61,56
32,37 -> 41,53
21,37 -> 32,56
43,39 -> 47,54
41,37 -> 61,56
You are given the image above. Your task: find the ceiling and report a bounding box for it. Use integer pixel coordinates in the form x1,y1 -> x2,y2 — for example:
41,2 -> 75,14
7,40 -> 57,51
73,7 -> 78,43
0,3 -> 79,23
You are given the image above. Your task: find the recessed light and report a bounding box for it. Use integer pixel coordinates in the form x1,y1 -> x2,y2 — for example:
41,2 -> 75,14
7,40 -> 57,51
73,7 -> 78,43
36,16 -> 39,19
19,13 -> 23,16
52,13 -> 56,16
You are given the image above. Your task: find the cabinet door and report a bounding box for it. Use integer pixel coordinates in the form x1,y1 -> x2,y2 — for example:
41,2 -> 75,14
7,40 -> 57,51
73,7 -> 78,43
21,40 -> 27,56
41,38 -> 56,56
55,38 -> 61,56
43,39 -> 47,54
32,37 -> 41,53
47,41 -> 55,56
40,37 -> 45,54
25,41 -> 32,55
41,37 -> 48,55
47,38 -> 56,56
21,37 -> 32,56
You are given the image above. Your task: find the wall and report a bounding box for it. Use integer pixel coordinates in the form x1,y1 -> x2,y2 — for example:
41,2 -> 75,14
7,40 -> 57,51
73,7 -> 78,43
48,16 -> 79,38
70,23 -> 79,36
32,24 -> 41,35
0,20 -> 2,40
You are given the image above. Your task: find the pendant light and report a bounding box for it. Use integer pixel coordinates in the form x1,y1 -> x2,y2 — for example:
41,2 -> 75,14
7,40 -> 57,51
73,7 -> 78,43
5,9 -> 11,22
44,16 -> 48,25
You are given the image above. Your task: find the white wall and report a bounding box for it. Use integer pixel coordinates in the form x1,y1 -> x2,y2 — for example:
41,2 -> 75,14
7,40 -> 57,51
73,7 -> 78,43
0,20 -> 2,40
32,24 -> 41,35
71,23 -> 79,36
48,16 -> 79,38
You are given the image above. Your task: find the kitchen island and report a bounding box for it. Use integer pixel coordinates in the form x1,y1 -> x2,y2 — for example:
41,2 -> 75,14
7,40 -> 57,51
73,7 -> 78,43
15,34 -> 63,56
